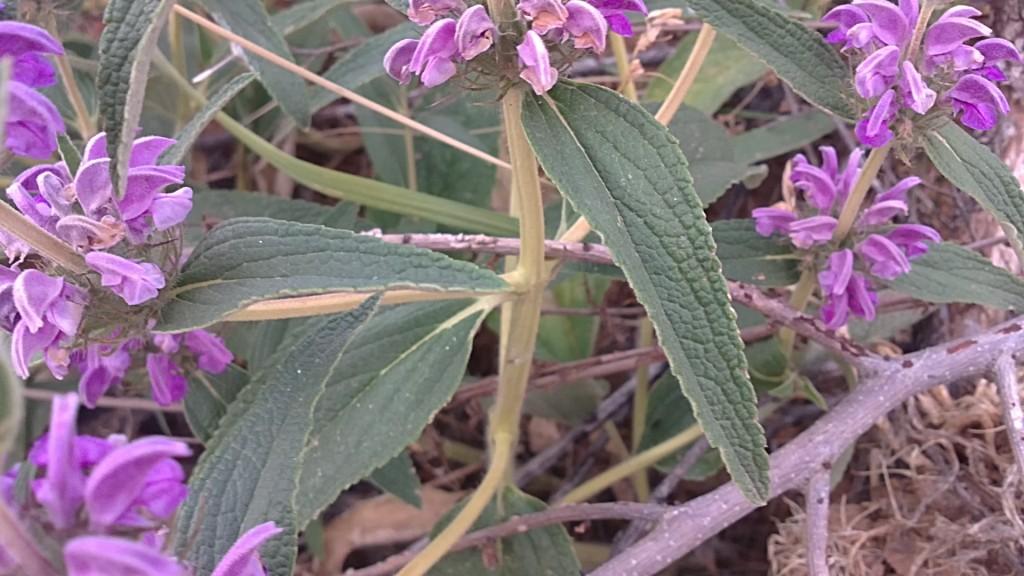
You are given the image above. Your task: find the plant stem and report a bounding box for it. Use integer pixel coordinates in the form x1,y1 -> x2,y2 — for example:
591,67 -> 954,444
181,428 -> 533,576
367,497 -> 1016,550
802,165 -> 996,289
654,23 -> 716,125
171,5 -> 511,172
399,87 -> 418,192
46,16 -> 94,139
629,318 -> 654,500
0,201 -> 86,274
904,2 -> 937,63
778,267 -> 817,357
398,89 -> 547,575
833,143 -> 892,242
0,499 -> 59,576
168,10 -> 191,131
559,23 -> 716,243
610,33 -> 637,101
558,422 -> 704,504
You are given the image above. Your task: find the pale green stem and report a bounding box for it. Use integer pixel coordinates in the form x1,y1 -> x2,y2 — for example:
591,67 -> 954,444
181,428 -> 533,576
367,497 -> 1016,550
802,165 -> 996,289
629,318 -> 654,500
398,87 -> 418,192
904,2 -> 937,63
46,16 -> 94,139
0,499 -> 59,576
833,143 -> 893,242
610,33 -> 637,101
778,267 -> 817,357
398,88 -> 547,576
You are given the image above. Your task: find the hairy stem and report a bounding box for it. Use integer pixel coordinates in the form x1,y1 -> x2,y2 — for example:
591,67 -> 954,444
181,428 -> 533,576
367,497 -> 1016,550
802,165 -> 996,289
399,87 -> 418,192
611,33 -> 637,101
0,499 -> 59,576
46,16 -> 94,139
0,201 -> 86,274
833,143 -> 892,241
398,89 -> 546,575
778,267 -> 817,357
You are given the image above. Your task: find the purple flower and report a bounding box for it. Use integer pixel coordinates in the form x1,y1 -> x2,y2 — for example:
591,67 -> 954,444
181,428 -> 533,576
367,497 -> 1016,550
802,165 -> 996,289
924,9 -> 990,70
887,223 -> 940,257
848,0 -> 912,47
409,19 -> 458,87
898,61 -> 936,114
517,30 -> 559,95
145,353 -> 188,406
817,250 -> 878,328
8,269 -> 84,379
184,329 -> 233,373
210,522 -> 283,576
585,0 -> 647,37
517,0 -> 569,35
792,158 -> 840,211
855,44 -> 900,98
64,536 -> 185,576
788,216 -> 837,249
822,5 -> 870,50
857,233 -> 911,279
33,392 -> 83,529
0,22 -> 66,159
455,5 -> 496,60
751,207 -> 796,237
84,436 -> 190,530
85,252 -> 166,306
384,39 -> 420,84
949,73 -> 1011,131
408,0 -> 464,26
855,88 -> 897,148
76,342 -> 133,408
565,0 -> 608,53
974,38 -> 1022,82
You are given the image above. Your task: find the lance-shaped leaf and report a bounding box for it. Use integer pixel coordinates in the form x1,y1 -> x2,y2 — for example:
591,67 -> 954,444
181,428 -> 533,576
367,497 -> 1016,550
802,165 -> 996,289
713,219 -> 800,286
890,242 -> 1024,309
175,298 -> 380,576
97,0 -> 174,197
924,121 -> 1024,254
733,109 -> 836,165
184,188 -> 349,245
202,0 -> 311,126
683,0 -> 858,120
158,218 -> 508,332
368,451 -> 422,508
295,300 -> 489,522
431,486 -> 581,575
270,0 -> 350,36
184,364 -> 250,443
312,22 -> 419,111
161,73 -> 257,166
521,82 -> 769,503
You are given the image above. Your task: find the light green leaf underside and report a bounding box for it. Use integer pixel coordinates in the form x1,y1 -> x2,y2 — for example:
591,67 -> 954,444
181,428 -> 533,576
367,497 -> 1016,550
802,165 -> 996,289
683,0 -> 858,120
521,81 -> 769,503
295,300 -> 485,522
176,298 -> 381,576
368,451 -> 422,508
924,121 -> 1024,254
161,73 -> 257,166
890,242 -> 1024,309
202,0 -> 311,126
159,218 -> 507,331
431,486 -> 581,576
97,0 -> 173,196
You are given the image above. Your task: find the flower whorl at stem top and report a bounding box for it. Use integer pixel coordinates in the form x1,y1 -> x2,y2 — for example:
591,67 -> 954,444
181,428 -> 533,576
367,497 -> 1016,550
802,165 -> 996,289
824,0 -> 1020,147
752,146 -> 941,328
0,393 -> 282,576
0,21 -> 66,159
383,0 -> 645,94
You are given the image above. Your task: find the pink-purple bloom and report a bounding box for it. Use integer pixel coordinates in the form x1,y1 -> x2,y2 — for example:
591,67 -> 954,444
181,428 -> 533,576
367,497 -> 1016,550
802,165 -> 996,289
1,266 -> 85,379
85,252 -> 166,306
752,146 -> 941,327
3,393 -> 279,576
408,0 -> 464,25
0,21 -> 66,159
518,0 -> 569,35
409,18 -> 459,87
825,0 -> 1020,145
585,0 -> 647,37
517,30 -> 559,95
455,5 -> 496,60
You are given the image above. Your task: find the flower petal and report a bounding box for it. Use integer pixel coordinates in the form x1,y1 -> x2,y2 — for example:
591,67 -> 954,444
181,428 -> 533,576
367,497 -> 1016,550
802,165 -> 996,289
210,522 -> 283,576
64,536 -> 185,576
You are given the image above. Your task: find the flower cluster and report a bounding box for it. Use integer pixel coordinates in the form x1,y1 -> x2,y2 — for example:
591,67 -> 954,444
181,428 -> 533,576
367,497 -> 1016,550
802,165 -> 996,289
0,131 -> 231,407
0,393 -> 280,576
384,0 -> 646,94
824,0 -> 1020,147
0,21 -> 66,158
753,146 -> 941,328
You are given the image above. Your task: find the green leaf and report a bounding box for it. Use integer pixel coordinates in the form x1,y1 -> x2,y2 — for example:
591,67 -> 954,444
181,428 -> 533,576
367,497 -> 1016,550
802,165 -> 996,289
683,0 -> 859,120
160,218 -> 508,331
647,33 -> 767,113
176,298 -> 380,576
184,364 -> 249,443
294,299 -> 488,522
924,121 -> 1024,254
732,109 -> 836,164
161,73 -> 257,166
271,0 -> 351,36
712,219 -> 800,286
665,105 -> 748,204
431,486 -> 581,576
202,0 -> 311,126
57,134 -> 82,175
889,242 -> 1024,309
0,338 -> 21,458
184,189 -> 346,244
521,82 -> 769,503
312,23 -> 419,111
368,451 -> 422,507
97,0 -> 174,197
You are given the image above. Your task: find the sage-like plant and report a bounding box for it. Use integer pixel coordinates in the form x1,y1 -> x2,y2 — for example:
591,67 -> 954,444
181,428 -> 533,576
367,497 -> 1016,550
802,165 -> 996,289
1,1 -> 1024,575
